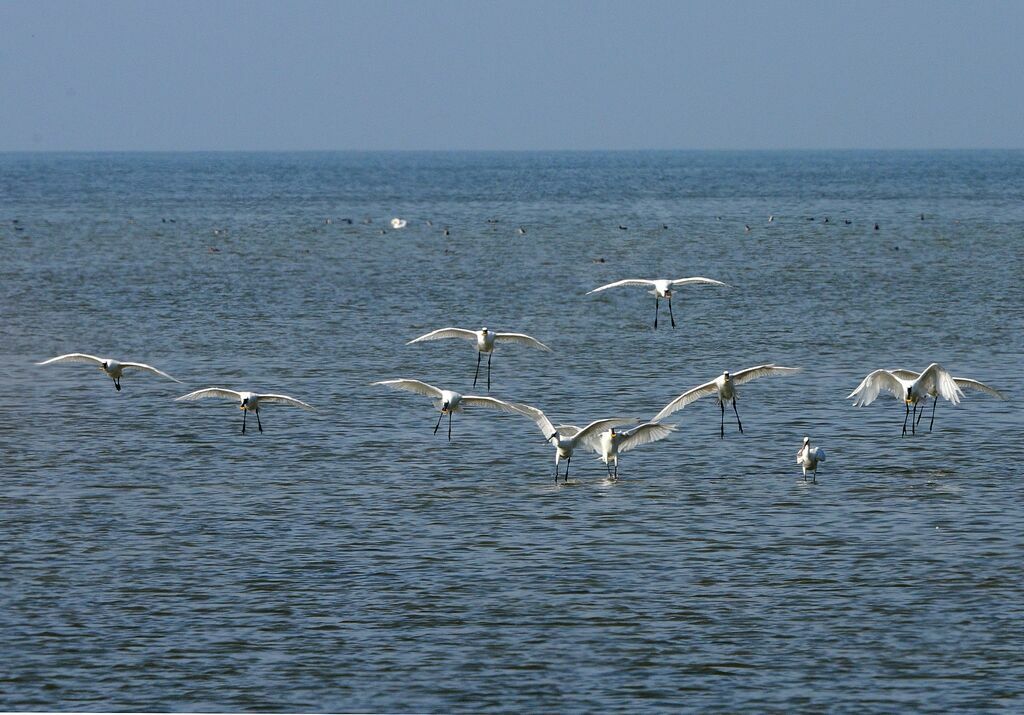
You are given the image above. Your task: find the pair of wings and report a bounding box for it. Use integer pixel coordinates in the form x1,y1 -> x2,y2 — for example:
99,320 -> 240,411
372,379 -> 522,414
652,365 -> 802,422
587,422 -> 677,456
407,328 -> 551,351
511,403 -> 638,447
36,353 -> 181,382
586,277 -> 729,295
848,364 -> 1001,407
175,388 -> 315,410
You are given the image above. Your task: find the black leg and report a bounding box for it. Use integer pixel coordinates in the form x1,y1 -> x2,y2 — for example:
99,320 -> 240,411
473,352 -> 481,387
928,396 -> 937,432
668,296 -> 676,328
902,402 -> 909,436
434,410 -> 444,435
114,378 -> 121,391
565,454 -> 571,482
732,399 -> 743,434
654,297 -> 659,328
255,409 -> 262,433
242,409 -> 247,434
554,459 -> 560,483
487,353 -> 492,392
447,411 -> 452,442
720,400 -> 725,439
911,402 -> 917,435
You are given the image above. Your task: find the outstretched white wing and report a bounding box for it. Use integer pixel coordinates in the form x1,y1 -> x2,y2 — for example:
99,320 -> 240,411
406,328 -> 478,345
175,387 -> 243,402
510,403 -> 559,442
575,417 -> 640,447
120,362 -> 182,382
953,377 -> 1005,399
372,379 -> 444,399
493,332 -> 552,351
890,369 -> 920,381
553,424 -> 582,438
918,363 -> 963,405
732,364 -> 802,385
585,279 -> 656,295
847,370 -> 906,407
256,393 -> 316,410
652,379 -> 720,422
669,277 -> 730,288
460,395 -> 524,415
36,353 -> 104,366
617,422 -> 677,454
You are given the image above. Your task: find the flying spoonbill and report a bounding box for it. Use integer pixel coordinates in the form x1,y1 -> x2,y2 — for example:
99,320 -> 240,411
407,327 -> 551,391
175,388 -> 315,434
512,403 -> 637,482
905,370 -> 1007,432
653,364 -> 801,438
847,363 -> 963,436
36,353 -> 181,391
373,379 -> 521,441
796,436 -> 825,482
590,422 -> 676,480
585,277 -> 728,329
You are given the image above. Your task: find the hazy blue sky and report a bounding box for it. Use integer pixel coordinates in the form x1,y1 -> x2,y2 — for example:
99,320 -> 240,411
1,0 -> 1022,150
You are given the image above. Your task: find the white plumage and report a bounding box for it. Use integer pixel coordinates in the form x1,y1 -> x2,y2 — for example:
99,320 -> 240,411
847,363 -> 964,436
653,364 -> 801,438
589,422 -> 676,480
585,277 -> 729,329
796,436 -> 825,482
36,353 -> 181,391
512,403 -> 638,483
406,327 -> 551,391
373,378 -> 521,441
175,388 -> 315,434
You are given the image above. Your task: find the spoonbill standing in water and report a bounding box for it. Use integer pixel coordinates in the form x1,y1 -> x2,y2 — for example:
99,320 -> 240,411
406,327 -> 551,391
36,353 -> 181,391
585,277 -> 729,329
796,436 -> 825,482
175,388 -> 315,434
373,379 -> 521,441
653,364 -> 802,438
512,403 -> 637,483
590,422 -> 676,480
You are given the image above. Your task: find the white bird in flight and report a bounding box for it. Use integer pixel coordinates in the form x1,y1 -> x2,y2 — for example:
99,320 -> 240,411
36,353 -> 181,391
406,327 -> 551,391
653,364 -> 802,438
373,378 -> 521,441
175,388 -> 315,434
796,436 -> 825,482
589,422 -> 676,480
585,277 -> 729,329
512,403 -> 637,482
847,363 -> 1000,435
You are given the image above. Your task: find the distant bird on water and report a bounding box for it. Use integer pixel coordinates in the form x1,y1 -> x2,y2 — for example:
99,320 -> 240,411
406,327 -> 551,391
36,353 -> 181,391
585,277 -> 729,329
796,436 -> 825,482
653,364 -> 802,438
175,388 -> 315,434
390,218 -> 407,229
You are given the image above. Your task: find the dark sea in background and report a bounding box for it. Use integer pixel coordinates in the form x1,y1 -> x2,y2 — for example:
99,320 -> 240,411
1,151 -> 1022,712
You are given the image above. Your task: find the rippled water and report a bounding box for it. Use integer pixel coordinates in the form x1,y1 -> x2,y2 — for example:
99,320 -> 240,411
1,151 -> 1022,712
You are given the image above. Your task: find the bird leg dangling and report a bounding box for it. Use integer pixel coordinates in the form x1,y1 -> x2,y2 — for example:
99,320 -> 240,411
902,402 -> 910,437
473,352 -> 481,387
255,409 -> 263,433
434,410 -> 444,435
928,396 -> 937,432
114,377 -> 121,391
242,408 -> 247,435
911,402 -> 917,435
733,398 -> 743,434
487,352 -> 492,392
654,297 -> 660,329
668,296 -> 676,328
720,400 -> 725,439
448,411 -> 452,442
564,454 -> 571,483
